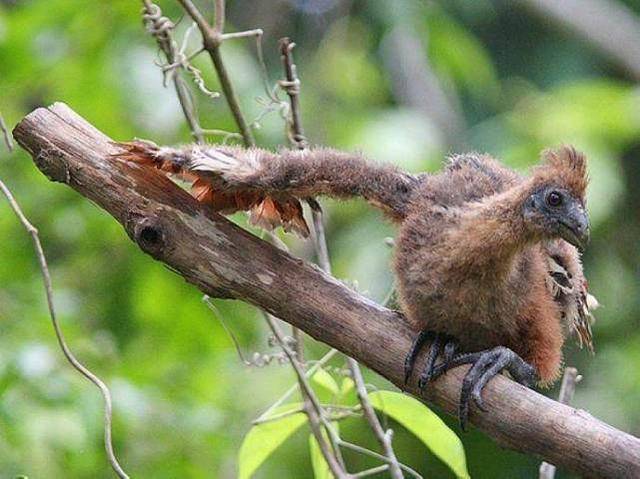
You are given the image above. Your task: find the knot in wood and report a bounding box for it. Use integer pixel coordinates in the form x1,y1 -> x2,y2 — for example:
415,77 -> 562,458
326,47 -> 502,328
203,32 -> 222,50
133,216 -> 167,257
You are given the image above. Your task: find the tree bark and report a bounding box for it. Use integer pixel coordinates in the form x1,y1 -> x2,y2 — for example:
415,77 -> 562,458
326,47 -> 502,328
13,103 -> 640,478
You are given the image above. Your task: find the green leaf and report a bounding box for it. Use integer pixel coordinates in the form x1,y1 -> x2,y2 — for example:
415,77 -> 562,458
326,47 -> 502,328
238,407 -> 307,479
340,377 -> 355,397
308,435 -> 332,479
308,422 -> 340,479
368,391 -> 470,479
312,367 -> 339,396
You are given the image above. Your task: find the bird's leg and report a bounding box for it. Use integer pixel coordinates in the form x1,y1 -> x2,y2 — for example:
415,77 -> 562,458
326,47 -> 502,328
426,346 -> 537,430
404,330 -> 459,387
418,334 -> 459,389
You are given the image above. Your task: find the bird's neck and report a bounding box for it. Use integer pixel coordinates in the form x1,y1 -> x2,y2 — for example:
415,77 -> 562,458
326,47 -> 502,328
445,181 -> 539,278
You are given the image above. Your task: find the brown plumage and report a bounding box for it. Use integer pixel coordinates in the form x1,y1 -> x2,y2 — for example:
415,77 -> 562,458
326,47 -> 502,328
113,140 -> 416,237
395,148 -> 595,385
112,140 -> 597,425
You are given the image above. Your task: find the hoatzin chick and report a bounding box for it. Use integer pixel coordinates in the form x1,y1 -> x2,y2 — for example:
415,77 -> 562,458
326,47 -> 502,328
113,141 -> 597,429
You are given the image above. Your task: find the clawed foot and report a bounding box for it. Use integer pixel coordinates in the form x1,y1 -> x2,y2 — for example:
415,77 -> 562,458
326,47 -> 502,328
404,334 -> 538,431
404,331 -> 459,387
441,346 -> 537,430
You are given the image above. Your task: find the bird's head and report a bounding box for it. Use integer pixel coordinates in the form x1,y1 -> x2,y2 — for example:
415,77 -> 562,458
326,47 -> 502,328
523,146 -> 590,251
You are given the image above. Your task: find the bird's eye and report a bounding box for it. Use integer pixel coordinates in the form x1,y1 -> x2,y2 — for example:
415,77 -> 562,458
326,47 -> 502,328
546,191 -> 563,207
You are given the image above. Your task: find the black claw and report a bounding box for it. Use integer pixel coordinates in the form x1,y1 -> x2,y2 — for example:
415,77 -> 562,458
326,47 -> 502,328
455,346 -> 537,431
471,387 -> 486,412
458,351 -> 495,430
418,334 -> 444,389
419,334 -> 460,390
404,330 -> 433,385
407,338 -> 536,431
428,347 -> 473,384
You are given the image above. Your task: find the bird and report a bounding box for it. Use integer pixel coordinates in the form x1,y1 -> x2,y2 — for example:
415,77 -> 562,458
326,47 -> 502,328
112,140 -> 597,429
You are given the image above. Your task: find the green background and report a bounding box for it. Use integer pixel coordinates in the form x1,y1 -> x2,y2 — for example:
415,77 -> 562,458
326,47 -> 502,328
1,0 -> 639,477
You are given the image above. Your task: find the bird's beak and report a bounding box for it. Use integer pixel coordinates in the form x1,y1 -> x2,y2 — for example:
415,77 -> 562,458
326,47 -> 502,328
558,204 -> 590,252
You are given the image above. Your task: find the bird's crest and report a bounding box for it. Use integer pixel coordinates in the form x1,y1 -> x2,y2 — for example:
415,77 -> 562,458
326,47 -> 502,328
533,146 -> 589,200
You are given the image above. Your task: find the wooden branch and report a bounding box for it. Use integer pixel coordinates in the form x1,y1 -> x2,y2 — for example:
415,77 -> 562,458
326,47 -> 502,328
539,367 -> 581,479
13,103 -> 640,478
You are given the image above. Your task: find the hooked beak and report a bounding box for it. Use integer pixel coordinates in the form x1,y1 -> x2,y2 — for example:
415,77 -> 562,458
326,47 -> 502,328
558,205 -> 590,252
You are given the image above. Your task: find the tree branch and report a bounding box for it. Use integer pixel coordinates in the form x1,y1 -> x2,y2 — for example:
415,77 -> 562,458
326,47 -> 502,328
539,367 -> 581,479
13,103 -> 640,478
177,0 -> 256,146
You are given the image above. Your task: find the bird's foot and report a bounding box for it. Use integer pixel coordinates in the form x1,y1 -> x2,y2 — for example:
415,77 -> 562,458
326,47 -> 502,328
429,346 -> 537,431
418,334 -> 459,390
403,330 -> 459,387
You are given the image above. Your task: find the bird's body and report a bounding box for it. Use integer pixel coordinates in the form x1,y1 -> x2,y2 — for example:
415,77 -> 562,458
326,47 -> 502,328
396,153 -> 592,384
113,140 -> 596,425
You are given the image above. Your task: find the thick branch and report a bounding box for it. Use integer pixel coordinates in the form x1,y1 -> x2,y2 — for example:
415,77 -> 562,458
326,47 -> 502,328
13,103 -> 640,478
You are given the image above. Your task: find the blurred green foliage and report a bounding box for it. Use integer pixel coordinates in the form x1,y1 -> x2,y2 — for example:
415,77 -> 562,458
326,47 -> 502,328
1,0 -> 640,477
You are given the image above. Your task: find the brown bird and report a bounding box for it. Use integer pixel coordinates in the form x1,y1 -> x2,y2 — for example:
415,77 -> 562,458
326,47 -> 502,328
113,141 -> 597,429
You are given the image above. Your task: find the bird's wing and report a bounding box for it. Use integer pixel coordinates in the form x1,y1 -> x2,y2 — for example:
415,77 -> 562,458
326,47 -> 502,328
111,140 -> 310,237
544,241 -> 598,353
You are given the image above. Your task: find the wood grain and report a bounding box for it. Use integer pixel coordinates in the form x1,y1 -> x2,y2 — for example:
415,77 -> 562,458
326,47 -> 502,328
13,103 -> 640,478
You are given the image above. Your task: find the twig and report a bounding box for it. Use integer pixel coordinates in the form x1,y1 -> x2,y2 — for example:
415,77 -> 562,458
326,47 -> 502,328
252,406 -> 305,425
339,439 -> 422,479
0,112 -> 13,151
204,295 -> 288,367
253,404 -> 360,426
349,357 -> 404,479
177,0 -> 256,146
352,465 -> 390,478
213,0 -> 225,34
539,367 -> 581,479
279,37 -> 405,478
220,29 -> 264,41
176,0 -> 212,40
0,178 -> 129,479
255,348 -> 339,422
262,230 -> 348,471
278,38 -> 307,149
265,314 -> 350,479
141,0 -> 205,143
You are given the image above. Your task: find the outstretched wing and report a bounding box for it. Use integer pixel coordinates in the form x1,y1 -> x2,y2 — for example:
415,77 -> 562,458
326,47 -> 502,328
111,140 -> 310,237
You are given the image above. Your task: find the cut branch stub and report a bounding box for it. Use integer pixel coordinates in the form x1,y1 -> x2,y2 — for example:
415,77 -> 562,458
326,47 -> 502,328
12,103 -> 640,479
